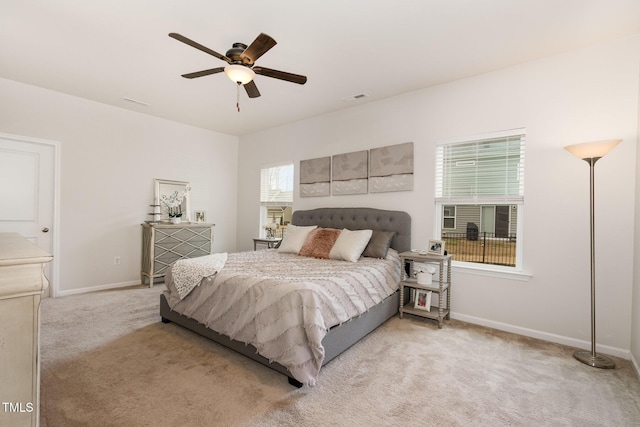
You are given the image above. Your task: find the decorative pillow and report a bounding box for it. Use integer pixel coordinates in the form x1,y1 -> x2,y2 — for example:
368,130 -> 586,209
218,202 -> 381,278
362,230 -> 396,258
329,229 -> 373,262
277,224 -> 318,254
298,228 -> 342,259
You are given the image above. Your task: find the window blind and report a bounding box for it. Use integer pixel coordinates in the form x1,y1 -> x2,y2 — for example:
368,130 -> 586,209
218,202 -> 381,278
435,132 -> 525,205
260,164 -> 293,206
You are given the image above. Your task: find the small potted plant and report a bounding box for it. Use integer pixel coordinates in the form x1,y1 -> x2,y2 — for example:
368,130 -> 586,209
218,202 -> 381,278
415,264 -> 436,285
160,187 -> 190,224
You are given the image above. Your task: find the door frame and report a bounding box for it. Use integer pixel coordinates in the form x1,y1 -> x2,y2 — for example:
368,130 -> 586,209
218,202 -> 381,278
0,132 -> 61,297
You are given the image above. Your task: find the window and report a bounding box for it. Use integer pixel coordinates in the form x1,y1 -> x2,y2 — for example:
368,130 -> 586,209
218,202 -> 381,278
434,130 -> 525,270
260,163 -> 293,238
443,205 -> 456,229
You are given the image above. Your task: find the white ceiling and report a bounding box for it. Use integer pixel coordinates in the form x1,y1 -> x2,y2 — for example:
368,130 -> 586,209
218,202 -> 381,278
2,0 -> 639,136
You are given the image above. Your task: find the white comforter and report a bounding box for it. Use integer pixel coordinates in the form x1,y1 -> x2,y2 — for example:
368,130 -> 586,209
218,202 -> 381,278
164,249 -> 400,386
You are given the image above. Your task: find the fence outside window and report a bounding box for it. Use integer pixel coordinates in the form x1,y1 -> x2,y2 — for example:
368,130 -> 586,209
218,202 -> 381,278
442,232 -> 516,267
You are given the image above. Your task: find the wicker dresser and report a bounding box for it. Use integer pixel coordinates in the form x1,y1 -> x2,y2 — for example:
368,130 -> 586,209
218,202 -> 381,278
140,223 -> 214,286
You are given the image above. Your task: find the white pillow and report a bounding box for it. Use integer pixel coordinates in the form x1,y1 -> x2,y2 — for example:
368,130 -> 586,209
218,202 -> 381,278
329,229 -> 373,262
277,225 -> 318,254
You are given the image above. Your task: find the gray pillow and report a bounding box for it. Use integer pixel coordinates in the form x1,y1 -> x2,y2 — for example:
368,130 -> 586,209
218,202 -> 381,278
362,230 -> 396,258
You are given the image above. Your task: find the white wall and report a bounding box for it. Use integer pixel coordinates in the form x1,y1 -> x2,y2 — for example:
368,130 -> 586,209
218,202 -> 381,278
238,35 -> 640,356
632,57 -> 640,375
0,78 -> 239,295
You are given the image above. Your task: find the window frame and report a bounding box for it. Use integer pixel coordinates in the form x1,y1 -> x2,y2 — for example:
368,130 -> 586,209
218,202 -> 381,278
434,129 -> 526,276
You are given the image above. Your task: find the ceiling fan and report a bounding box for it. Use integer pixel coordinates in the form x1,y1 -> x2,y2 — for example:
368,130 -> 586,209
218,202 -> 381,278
169,32 -> 307,110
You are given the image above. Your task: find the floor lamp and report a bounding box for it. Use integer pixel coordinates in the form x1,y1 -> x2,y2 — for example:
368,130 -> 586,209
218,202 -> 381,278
564,139 -> 621,369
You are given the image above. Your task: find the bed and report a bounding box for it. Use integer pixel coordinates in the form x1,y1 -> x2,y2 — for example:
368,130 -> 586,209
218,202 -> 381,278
159,207 -> 411,386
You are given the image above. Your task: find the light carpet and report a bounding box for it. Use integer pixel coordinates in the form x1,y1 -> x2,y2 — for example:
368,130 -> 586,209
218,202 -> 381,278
39,285 -> 640,426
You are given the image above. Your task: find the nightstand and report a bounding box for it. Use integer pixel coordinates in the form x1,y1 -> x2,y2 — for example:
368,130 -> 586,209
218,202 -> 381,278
253,238 -> 281,250
399,251 -> 452,328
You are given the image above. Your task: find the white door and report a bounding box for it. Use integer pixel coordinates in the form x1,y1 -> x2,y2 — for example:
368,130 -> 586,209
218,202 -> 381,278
0,133 -> 57,296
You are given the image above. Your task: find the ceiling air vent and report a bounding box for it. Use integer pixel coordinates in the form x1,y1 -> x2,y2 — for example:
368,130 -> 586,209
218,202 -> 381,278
341,93 -> 369,102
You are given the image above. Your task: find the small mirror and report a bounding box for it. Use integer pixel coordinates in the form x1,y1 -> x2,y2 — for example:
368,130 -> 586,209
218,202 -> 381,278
154,179 -> 191,223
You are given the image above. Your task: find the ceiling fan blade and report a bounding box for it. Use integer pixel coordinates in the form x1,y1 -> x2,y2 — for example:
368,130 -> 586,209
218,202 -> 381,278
240,33 -> 277,65
169,33 -> 231,63
181,67 -> 225,79
244,80 -> 261,98
253,66 -> 307,85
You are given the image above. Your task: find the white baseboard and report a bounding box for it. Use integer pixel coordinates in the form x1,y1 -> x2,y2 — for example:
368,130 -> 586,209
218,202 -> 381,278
55,280 -> 143,297
631,352 -> 640,380
451,312 -> 631,360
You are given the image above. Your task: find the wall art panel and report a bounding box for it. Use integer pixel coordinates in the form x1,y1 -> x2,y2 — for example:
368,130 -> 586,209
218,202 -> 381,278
369,142 -> 414,192
332,150 -> 368,195
300,156 -> 331,197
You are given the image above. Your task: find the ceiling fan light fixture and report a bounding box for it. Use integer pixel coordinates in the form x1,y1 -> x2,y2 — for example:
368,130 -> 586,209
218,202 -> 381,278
224,64 -> 255,84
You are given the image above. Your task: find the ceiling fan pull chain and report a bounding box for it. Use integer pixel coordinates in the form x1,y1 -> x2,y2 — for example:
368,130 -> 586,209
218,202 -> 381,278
236,82 -> 241,112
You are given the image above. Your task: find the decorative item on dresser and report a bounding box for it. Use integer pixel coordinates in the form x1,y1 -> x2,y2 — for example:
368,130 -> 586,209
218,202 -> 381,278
194,210 -> 206,223
0,233 -> 52,427
147,204 -> 161,223
140,223 -> 214,287
154,179 -> 191,223
399,251 -> 452,328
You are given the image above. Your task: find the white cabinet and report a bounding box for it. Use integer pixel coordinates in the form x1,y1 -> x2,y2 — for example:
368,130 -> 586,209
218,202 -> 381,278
0,233 -> 52,427
141,223 -> 214,286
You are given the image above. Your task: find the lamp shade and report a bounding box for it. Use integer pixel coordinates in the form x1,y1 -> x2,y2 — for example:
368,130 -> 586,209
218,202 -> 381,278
564,139 -> 621,160
224,64 -> 255,84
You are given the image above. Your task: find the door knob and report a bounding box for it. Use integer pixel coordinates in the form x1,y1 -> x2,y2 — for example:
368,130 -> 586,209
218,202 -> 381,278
42,227 -> 49,233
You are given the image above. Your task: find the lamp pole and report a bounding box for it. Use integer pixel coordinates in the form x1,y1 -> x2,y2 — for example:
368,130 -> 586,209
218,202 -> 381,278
564,139 -> 620,369
572,157 -> 615,368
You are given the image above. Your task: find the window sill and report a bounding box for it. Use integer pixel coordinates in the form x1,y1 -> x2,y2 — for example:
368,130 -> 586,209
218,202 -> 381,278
452,262 -> 532,281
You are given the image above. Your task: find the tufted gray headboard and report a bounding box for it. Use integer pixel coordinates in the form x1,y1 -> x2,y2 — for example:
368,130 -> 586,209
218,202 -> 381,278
291,207 -> 411,254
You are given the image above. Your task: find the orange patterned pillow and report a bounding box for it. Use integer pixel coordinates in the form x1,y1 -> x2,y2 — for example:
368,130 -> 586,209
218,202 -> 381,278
298,228 -> 342,259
